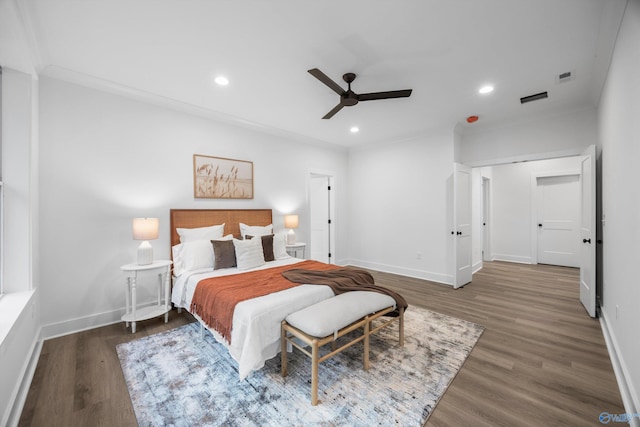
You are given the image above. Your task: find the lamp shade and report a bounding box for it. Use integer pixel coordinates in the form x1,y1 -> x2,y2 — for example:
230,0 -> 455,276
284,214 -> 299,229
132,218 -> 159,240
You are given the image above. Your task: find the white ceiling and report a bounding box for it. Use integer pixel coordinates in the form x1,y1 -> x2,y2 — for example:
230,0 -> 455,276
4,0 -> 628,148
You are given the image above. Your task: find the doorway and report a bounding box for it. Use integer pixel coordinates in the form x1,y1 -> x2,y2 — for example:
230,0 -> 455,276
467,152 -> 596,317
309,172 -> 335,264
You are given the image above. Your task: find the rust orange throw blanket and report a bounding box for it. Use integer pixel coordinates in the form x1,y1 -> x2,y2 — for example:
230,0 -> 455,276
190,260 -> 340,343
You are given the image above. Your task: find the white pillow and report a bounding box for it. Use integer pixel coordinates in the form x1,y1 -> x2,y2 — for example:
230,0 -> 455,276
239,223 -> 273,239
177,223 -> 225,243
172,234 -> 235,275
273,232 -> 289,259
172,240 -> 214,276
233,238 -> 265,271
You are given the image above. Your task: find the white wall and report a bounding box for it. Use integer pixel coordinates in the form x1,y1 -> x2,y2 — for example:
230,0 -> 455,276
458,107 -> 598,166
38,77 -> 349,336
597,0 -> 640,416
484,157 -> 582,264
347,130 -> 455,284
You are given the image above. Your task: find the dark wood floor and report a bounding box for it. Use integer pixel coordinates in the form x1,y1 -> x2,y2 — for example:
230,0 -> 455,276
19,261 -> 624,426
373,262 -> 624,427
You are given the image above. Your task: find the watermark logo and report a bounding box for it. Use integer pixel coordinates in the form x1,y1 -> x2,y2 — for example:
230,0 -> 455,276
599,411 -> 640,424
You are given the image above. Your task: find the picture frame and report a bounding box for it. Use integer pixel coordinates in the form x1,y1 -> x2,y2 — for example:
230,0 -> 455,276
193,154 -> 254,199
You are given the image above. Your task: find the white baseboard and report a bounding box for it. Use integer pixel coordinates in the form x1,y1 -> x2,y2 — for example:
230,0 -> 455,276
490,253 -> 533,264
472,261 -> 483,274
342,258 -> 453,286
600,307 -> 639,426
5,332 -> 42,427
41,308 -> 123,340
40,300 -> 158,340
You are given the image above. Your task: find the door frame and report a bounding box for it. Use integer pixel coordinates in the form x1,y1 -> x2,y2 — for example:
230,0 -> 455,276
307,169 -> 336,264
482,176 -> 491,262
529,169 -> 580,265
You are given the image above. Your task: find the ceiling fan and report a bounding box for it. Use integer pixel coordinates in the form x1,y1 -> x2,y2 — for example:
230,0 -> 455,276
308,68 -> 413,119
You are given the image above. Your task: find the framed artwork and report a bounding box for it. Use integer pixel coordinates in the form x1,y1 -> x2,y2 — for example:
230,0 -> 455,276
193,154 -> 254,199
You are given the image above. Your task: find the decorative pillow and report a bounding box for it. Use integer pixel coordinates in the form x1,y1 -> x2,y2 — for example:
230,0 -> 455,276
172,244 -> 185,275
171,240 -> 214,276
177,223 -> 225,243
273,232 -> 289,259
239,223 -> 273,239
233,238 -> 266,271
246,234 -> 275,262
211,239 -> 237,270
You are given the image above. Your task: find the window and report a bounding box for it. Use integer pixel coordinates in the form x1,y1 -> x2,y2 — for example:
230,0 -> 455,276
0,182 -> 3,297
0,66 -> 3,296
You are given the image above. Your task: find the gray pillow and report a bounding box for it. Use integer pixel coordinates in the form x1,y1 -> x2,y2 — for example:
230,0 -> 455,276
211,239 -> 237,269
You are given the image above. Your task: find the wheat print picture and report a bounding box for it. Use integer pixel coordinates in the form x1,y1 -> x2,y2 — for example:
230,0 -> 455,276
193,155 -> 254,199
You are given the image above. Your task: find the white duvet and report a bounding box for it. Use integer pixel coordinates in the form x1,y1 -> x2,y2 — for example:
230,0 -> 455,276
171,257 -> 335,380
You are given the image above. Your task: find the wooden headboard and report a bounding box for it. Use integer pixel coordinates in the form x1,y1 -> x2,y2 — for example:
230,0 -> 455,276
169,209 -> 273,248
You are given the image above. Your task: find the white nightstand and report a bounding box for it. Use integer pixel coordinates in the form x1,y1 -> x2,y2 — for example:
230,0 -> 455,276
120,260 -> 172,333
286,242 -> 306,258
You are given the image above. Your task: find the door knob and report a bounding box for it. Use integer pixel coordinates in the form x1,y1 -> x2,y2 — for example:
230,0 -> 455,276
457,231 -> 462,236
583,238 -> 591,244
538,224 -> 543,227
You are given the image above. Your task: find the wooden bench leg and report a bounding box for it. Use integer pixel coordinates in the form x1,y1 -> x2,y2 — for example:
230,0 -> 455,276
399,307 -> 405,347
281,321 -> 288,377
311,339 -> 319,406
364,316 -> 370,371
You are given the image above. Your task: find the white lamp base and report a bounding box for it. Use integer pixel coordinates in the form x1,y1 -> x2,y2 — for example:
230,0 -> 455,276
137,241 -> 154,265
287,229 -> 296,245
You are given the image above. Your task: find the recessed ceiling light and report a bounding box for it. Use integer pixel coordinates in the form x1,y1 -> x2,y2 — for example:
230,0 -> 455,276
214,76 -> 229,86
350,126 -> 360,133
479,85 -> 494,94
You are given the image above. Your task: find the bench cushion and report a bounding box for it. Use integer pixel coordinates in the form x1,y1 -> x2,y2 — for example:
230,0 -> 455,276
285,291 -> 395,338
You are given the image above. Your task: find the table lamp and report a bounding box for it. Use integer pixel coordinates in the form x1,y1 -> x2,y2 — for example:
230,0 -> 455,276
284,214 -> 299,245
132,217 -> 159,265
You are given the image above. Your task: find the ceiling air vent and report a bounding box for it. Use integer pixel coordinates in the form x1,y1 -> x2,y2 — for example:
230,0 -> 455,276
557,70 -> 574,84
520,91 -> 548,104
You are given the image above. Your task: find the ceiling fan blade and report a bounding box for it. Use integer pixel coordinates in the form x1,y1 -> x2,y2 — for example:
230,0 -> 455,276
322,103 -> 345,119
308,68 -> 345,96
357,89 -> 413,101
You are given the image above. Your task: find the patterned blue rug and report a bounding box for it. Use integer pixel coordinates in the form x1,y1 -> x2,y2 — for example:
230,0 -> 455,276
116,306 -> 484,426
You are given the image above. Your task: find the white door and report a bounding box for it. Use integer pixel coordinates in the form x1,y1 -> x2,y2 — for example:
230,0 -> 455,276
580,146 -> 596,317
537,175 -> 581,267
454,163 -> 472,288
309,174 -> 331,263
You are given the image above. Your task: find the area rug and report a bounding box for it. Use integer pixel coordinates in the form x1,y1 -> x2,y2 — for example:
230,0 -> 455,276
116,306 -> 484,426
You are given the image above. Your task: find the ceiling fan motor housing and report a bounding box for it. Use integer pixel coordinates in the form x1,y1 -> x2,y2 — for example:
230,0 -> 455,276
342,92 -> 359,106
342,73 -> 358,106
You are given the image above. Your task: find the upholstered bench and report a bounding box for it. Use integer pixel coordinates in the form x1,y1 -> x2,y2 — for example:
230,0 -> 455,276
280,291 -> 405,405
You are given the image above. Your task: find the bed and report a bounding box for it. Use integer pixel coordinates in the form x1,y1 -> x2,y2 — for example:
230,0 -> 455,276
169,209 -> 336,380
